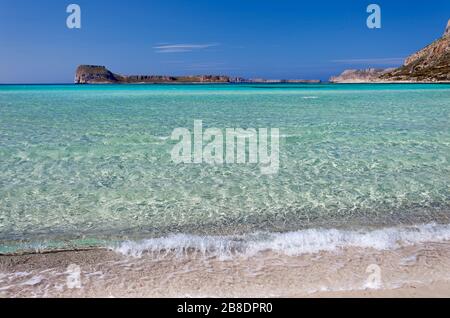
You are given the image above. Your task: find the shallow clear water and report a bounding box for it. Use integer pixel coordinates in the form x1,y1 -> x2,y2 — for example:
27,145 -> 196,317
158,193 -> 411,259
0,84 -> 449,253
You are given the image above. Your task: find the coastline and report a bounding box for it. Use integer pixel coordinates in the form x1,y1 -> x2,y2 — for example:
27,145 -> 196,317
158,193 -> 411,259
2,240 -> 450,298
329,80 -> 450,84
2,82 -> 450,87
1,1 -> 449,301
2,223 -> 450,298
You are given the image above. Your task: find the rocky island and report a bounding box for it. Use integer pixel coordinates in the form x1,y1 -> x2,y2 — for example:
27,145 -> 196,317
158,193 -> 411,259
75,65 -> 237,84
330,19 -> 450,83
75,65 -> 321,85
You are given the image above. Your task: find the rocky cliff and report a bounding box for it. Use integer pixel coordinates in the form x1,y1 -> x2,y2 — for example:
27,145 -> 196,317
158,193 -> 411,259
379,19 -> 450,82
330,19 -> 450,83
75,65 -> 235,84
75,65 -> 120,84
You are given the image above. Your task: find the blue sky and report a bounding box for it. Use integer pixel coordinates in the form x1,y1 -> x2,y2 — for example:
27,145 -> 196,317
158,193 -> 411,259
0,0 -> 449,83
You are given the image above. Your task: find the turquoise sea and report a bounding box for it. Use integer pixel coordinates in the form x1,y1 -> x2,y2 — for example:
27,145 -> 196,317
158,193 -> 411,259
0,84 -> 449,254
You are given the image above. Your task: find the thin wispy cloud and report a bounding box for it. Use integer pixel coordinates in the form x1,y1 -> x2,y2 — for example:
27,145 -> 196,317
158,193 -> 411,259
154,43 -> 220,53
183,62 -> 239,72
332,57 -> 405,65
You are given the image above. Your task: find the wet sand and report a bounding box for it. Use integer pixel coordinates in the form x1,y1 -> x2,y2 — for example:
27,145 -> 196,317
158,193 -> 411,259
1,241 -> 450,298
313,282 -> 450,298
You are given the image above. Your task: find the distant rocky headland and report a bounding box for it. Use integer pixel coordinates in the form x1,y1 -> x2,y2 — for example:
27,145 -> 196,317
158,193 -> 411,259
329,68 -> 395,83
75,65 -> 321,84
247,78 -> 321,84
330,19 -> 450,83
75,65 -> 236,84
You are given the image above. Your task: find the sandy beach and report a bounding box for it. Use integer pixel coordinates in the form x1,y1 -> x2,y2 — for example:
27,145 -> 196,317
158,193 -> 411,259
314,282 -> 450,298
1,0 -> 450,301
2,239 -> 450,298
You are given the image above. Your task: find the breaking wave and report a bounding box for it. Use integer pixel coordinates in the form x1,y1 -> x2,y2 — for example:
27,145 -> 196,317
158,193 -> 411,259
113,223 -> 450,258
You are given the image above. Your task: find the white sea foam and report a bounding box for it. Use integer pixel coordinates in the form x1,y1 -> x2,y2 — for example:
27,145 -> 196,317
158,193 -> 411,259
113,223 -> 450,258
